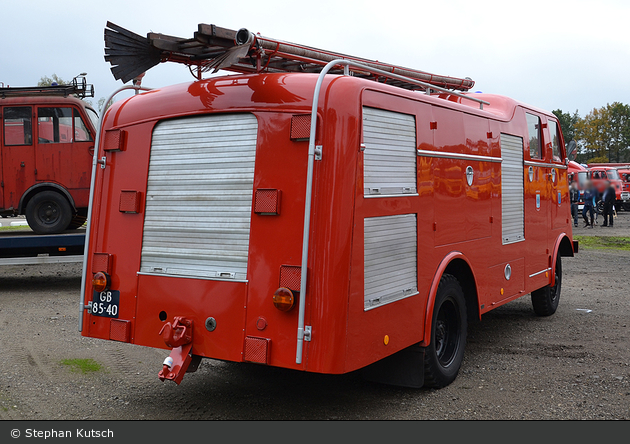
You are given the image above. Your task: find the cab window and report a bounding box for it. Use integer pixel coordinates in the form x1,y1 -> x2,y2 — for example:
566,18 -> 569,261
73,109 -> 93,142
549,121 -> 562,162
526,113 -> 541,159
38,107 -> 73,143
3,107 -> 32,145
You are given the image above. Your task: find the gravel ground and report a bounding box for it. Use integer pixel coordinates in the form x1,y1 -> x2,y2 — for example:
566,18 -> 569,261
0,214 -> 629,420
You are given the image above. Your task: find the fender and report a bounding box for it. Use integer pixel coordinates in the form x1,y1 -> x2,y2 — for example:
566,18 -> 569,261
18,182 -> 77,214
550,232 -> 574,287
421,251 -> 477,347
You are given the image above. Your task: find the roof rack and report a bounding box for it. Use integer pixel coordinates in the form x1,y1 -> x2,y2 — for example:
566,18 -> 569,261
104,22 -> 475,93
0,77 -> 94,99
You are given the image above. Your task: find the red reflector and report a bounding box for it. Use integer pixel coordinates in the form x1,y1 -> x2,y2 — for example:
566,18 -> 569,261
92,253 -> 113,274
430,121 -> 438,130
254,189 -> 281,215
110,319 -> 131,342
103,129 -> 126,151
244,336 -> 270,364
280,265 -> 301,292
119,190 -> 141,213
290,114 -> 311,140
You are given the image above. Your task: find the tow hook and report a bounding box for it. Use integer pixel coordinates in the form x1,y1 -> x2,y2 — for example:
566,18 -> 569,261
158,317 -> 194,385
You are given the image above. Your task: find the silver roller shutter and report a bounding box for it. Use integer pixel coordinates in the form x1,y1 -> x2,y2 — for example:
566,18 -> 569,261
362,107 -> 417,196
364,214 -> 418,310
140,113 -> 258,280
500,133 -> 524,244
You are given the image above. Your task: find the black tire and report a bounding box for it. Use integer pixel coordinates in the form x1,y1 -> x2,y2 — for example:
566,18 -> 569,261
25,191 -> 72,234
623,202 -> 630,212
423,274 -> 467,388
531,257 -> 562,316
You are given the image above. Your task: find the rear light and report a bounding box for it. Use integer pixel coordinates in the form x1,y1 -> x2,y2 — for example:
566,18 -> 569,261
92,271 -> 111,293
272,287 -> 295,312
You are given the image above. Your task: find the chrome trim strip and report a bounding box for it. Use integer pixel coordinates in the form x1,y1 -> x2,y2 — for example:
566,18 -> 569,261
529,268 -> 551,278
136,272 -> 248,283
524,161 -> 567,170
418,149 -> 503,163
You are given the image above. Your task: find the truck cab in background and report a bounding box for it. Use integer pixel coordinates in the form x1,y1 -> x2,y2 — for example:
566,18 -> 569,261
586,166 -> 629,211
0,79 -> 97,233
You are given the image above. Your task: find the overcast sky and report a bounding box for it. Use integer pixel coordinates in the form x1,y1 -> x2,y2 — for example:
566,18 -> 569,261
1,0 -> 628,116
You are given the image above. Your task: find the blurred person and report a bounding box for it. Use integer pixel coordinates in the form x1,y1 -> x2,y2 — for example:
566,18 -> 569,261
570,181 -> 580,228
601,180 -> 615,227
582,180 -> 597,228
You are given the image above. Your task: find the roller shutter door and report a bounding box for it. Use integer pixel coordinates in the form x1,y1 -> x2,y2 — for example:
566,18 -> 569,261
501,133 -> 525,245
364,214 -> 418,310
140,113 -> 258,280
362,107 -> 417,196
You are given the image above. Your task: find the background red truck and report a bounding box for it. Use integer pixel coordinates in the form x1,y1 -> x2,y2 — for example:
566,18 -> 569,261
587,163 -> 630,211
0,80 -> 97,233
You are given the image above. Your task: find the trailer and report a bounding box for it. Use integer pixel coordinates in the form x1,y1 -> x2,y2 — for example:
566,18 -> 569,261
0,230 -> 84,265
79,22 -> 577,389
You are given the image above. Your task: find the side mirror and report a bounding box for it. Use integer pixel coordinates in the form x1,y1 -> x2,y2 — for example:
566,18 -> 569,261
566,140 -> 577,161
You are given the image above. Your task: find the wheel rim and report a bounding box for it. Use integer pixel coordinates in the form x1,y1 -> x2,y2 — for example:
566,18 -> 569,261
434,298 -> 461,367
35,201 -> 62,226
550,269 -> 561,303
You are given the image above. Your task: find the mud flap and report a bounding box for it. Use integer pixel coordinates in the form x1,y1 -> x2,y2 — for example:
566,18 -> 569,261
361,344 -> 425,388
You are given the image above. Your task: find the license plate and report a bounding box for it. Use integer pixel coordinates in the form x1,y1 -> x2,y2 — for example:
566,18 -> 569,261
91,290 -> 120,318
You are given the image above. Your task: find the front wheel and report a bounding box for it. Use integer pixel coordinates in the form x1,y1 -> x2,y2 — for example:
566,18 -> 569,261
531,257 -> 562,316
423,274 -> 467,388
25,191 -> 72,234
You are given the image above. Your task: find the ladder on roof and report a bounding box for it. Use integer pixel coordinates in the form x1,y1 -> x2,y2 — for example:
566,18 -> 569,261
104,22 -> 475,92
0,77 -> 94,99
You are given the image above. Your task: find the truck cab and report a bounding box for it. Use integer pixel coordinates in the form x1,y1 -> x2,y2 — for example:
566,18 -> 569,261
587,166 -> 628,209
0,80 -> 97,233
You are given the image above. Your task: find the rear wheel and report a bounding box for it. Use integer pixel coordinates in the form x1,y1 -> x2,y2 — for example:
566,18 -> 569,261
531,257 -> 562,316
423,274 -> 467,388
25,191 -> 72,234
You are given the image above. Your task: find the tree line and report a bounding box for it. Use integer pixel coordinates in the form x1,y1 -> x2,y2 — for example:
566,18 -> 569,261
553,103 -> 630,164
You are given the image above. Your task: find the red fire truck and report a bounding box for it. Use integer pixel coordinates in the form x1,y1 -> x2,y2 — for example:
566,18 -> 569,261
587,163 -> 630,211
0,78 -> 97,233
79,23 -> 576,388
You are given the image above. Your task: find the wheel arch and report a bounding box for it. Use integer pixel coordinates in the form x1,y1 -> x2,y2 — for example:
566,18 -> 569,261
18,183 -> 76,214
550,233 -> 574,287
421,252 -> 479,347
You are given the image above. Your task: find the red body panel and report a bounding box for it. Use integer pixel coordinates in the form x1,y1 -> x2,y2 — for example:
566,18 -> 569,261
81,73 -> 573,375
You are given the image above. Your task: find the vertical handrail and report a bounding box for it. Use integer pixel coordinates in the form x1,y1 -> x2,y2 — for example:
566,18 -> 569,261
78,85 -> 152,332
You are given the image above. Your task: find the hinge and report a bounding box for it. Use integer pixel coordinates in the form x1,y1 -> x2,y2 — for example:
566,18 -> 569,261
359,143 -> 366,152
98,156 -> 107,169
314,145 -> 322,161
1,181 -> 3,188
304,325 -> 312,342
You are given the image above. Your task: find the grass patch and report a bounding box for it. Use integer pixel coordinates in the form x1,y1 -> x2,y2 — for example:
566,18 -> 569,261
0,225 -> 31,232
574,235 -> 630,251
60,358 -> 102,374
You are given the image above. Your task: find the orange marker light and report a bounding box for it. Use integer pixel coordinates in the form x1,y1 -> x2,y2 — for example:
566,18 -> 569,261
500,288 -> 504,295
272,287 -> 295,312
383,335 -> 389,345
92,271 -> 110,293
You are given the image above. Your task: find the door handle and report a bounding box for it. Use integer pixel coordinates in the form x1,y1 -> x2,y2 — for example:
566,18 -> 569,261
20,162 -> 25,167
